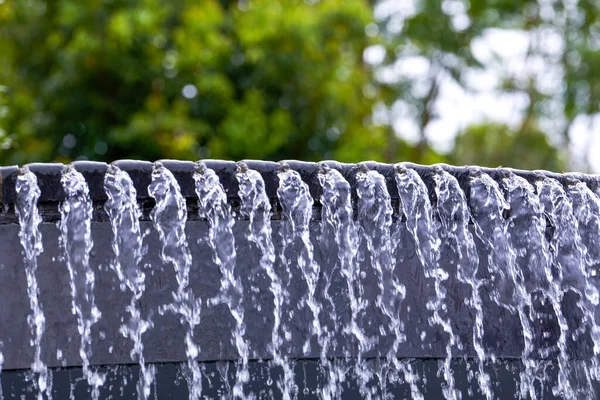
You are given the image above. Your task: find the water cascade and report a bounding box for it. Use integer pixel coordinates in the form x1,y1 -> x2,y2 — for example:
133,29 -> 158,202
0,160 -> 599,399
235,162 -> 296,399
355,164 -> 408,399
15,167 -> 49,400
501,171 -> 575,399
566,177 -> 600,384
277,164 -> 331,398
104,165 -> 155,399
0,344 -> 3,400
59,166 -> 105,399
468,167 -> 544,399
193,162 -> 249,399
395,164 -> 458,400
432,166 -> 491,400
148,163 -> 203,399
317,164 -> 365,397
536,174 -> 600,396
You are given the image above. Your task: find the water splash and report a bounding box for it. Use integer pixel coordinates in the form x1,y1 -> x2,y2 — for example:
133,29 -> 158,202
536,177 -> 589,294
277,164 -> 329,397
318,164 -> 366,398
500,171 -> 581,398
59,165 -> 105,399
193,162 -> 250,399
541,175 -> 600,394
500,170 -> 581,398
500,171 -> 553,294
567,177 -> 600,254
148,162 -> 203,399
15,167 -> 49,400
564,177 -> 600,305
395,164 -> 457,400
468,169 -> 515,312
235,162 -> 295,400
432,166 -> 491,400
317,166 -> 363,372
355,164 -> 412,399
468,168 -> 540,399
104,164 -> 155,400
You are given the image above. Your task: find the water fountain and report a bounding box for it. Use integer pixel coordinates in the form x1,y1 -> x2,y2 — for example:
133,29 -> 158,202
0,159 -> 599,399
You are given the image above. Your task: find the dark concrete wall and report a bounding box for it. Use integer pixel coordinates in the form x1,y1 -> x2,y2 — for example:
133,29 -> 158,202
5,359 -> 593,400
0,160 -> 597,371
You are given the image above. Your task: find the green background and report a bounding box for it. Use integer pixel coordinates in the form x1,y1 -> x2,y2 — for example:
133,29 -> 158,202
1,0 -> 598,171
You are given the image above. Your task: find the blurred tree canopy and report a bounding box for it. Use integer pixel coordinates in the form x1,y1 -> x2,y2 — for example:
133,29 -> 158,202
0,0 -> 393,164
451,122 -> 564,171
0,0 -> 598,171
375,0 -> 599,171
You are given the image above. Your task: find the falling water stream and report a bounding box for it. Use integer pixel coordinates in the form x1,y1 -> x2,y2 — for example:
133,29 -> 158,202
193,162 -> 250,399
104,165 -> 155,400
236,162 -> 296,400
563,176 -> 600,352
470,169 -> 570,399
317,164 -> 365,397
432,166 -> 491,400
468,167 -> 541,399
395,164 -> 458,400
148,162 -> 203,399
5,161 -> 600,399
15,167 -> 49,400
0,343 -> 3,400
277,163 -> 332,398
537,174 -> 600,397
566,176 -> 600,386
59,165 -> 105,399
501,171 -> 576,399
355,164 -> 411,400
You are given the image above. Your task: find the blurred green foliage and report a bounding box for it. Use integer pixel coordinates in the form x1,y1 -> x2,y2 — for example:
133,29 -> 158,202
0,0 -> 391,164
451,122 -> 565,171
0,0 -> 597,171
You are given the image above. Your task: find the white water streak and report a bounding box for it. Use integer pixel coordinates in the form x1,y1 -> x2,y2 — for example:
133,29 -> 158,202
59,165 -> 104,399
356,165 -> 415,400
149,162 -> 202,400
432,166 -> 491,400
104,164 -> 155,400
236,163 -> 296,400
277,166 -> 329,397
395,164 -> 457,400
469,168 -> 540,399
15,167 -> 49,400
194,162 -> 249,399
